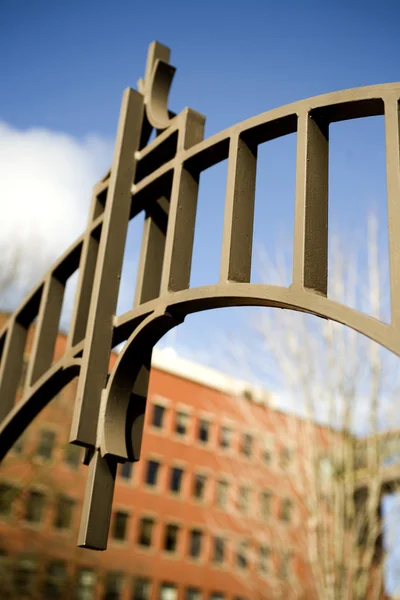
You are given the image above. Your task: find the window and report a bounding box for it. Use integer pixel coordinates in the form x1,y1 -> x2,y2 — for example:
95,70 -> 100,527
25,490 -> 45,523
186,588 -> 202,600
75,568 -> 96,600
280,446 -> 292,470
210,594 -> 225,600
193,474 -> 207,501
36,430 -> 56,461
64,443 -> 82,469
54,495 -> 75,530
238,486 -> 250,514
279,498 -> 293,523
14,557 -> 37,596
164,523 -> 179,553
0,483 -> 16,516
103,571 -> 124,600
170,467 -> 183,494
145,460 -> 160,486
216,480 -> 228,508
241,434 -> 253,458
112,511 -> 129,541
237,542 -> 248,569
260,490 -> 272,520
259,545 -> 270,575
198,419 -> 210,443
175,411 -> 189,436
159,583 -> 178,600
219,426 -> 232,449
262,437 -> 273,464
152,404 -> 165,428
43,561 -> 67,599
120,461 -> 133,480
132,577 -> 151,600
188,529 -> 202,558
213,536 -> 225,564
138,517 -> 154,547
278,552 -> 292,580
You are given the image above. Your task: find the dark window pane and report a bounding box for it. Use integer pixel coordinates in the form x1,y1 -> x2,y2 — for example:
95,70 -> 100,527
43,561 -> 67,599
170,467 -> 183,493
120,462 -> 133,480
188,529 -> 202,558
37,430 -> 56,461
138,518 -> 154,547
103,571 -> 124,600
175,411 -> 189,436
25,490 -> 45,523
75,568 -> 96,600
64,444 -> 82,469
210,593 -> 225,600
112,511 -> 129,541
198,420 -> 209,443
193,474 -> 206,500
14,558 -> 37,596
0,483 -> 17,516
132,577 -> 151,600
186,588 -> 202,600
163,524 -> 179,553
145,460 -> 160,486
54,496 -> 75,530
237,542 -> 248,569
213,537 -> 224,564
259,545 -> 270,574
241,434 -> 252,458
262,439 -> 273,464
279,498 -> 293,523
152,405 -> 165,428
219,427 -> 231,449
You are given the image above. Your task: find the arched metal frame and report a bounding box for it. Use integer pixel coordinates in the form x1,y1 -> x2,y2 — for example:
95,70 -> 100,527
0,41 -> 399,551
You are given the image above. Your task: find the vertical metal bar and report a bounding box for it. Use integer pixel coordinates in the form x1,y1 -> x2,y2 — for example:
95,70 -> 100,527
77,449 -> 117,550
24,275 -> 64,389
68,182 -> 111,350
292,110 -> 329,295
67,234 -> 100,349
134,197 -> 168,306
0,318 -> 27,421
384,95 -> 400,328
220,134 -> 257,283
70,88 -> 144,447
160,109 -> 205,294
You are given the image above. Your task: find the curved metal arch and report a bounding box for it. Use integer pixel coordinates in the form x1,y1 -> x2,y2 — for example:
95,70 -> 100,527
1,40 -> 400,552
0,358 -> 81,460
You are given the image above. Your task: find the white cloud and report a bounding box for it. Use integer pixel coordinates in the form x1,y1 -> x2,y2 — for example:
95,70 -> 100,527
0,121 -> 113,309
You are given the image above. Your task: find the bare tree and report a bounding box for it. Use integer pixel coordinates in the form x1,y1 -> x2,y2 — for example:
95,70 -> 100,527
221,213 -> 400,600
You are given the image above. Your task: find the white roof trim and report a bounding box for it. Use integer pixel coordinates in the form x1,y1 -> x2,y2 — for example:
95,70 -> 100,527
151,347 -> 270,405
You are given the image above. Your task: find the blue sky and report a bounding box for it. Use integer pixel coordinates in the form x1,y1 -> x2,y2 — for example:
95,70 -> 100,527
1,0 -> 399,364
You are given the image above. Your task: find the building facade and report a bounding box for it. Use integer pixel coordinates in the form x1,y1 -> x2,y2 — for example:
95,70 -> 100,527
0,319 -> 320,600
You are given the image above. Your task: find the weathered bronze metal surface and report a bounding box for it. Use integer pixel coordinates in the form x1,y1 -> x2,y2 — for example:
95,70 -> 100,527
0,41 -> 399,550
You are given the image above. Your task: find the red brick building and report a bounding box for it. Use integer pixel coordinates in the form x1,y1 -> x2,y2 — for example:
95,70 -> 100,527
0,323 -> 334,600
